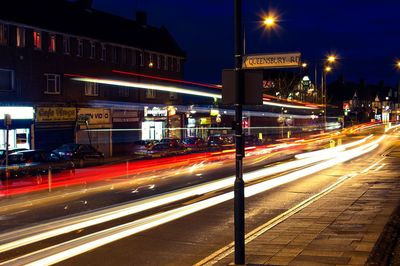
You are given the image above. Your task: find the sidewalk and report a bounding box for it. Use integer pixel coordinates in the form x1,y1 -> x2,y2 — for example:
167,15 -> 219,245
212,144 -> 400,265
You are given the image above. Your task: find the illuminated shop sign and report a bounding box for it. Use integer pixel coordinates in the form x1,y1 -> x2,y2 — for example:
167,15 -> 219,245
36,107 -> 76,122
78,108 -> 111,125
144,106 -> 167,117
0,107 -> 34,120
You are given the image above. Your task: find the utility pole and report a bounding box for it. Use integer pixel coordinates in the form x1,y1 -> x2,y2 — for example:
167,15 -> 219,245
234,0 -> 245,264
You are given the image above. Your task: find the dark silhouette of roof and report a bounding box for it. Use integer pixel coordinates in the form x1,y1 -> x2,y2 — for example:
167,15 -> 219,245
0,0 -> 186,57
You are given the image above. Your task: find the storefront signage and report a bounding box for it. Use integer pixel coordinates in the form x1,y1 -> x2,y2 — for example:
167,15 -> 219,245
200,117 -> 211,125
113,110 -> 139,123
242,52 -> 301,69
144,106 -> 167,117
78,108 -> 111,125
36,107 -> 76,122
0,107 -> 34,120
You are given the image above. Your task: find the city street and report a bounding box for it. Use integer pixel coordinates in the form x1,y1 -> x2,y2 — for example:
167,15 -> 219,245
0,125 -> 397,265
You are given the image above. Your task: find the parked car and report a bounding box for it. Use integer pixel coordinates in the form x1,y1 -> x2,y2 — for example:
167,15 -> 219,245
140,143 -> 188,158
0,150 -> 74,180
244,134 -> 263,146
53,144 -> 104,162
0,148 -> 28,164
207,134 -> 235,150
182,137 -> 207,152
160,138 -> 181,147
132,140 -> 157,155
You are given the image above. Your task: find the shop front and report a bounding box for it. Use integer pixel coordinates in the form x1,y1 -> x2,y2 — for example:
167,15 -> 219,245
34,107 -> 76,151
76,108 -> 112,157
0,106 -> 34,150
142,106 -> 167,140
112,109 -> 140,155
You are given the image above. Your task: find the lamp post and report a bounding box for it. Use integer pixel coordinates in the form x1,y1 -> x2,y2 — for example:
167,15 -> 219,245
233,1 -> 245,264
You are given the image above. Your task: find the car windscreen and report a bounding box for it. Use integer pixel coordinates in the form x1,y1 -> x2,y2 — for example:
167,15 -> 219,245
8,154 -> 25,164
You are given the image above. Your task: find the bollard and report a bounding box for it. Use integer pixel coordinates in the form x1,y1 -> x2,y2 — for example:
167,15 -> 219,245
337,138 -> 342,146
329,140 -> 336,148
287,131 -> 291,139
48,167 -> 52,192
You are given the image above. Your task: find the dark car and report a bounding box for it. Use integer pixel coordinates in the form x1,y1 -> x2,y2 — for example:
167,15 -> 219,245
132,140 -> 157,155
182,137 -> 207,152
207,134 -> 235,150
140,143 -> 187,158
160,138 -> 181,146
245,135 -> 263,146
53,144 -> 104,163
0,148 -> 28,163
0,150 -> 74,180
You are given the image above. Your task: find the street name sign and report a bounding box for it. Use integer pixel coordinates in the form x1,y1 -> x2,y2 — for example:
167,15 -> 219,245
242,52 -> 301,69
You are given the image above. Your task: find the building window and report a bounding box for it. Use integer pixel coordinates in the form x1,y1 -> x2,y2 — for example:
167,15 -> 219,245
146,89 -> 156,99
169,92 -> 177,100
118,87 -> 129,97
101,44 -> 106,61
85,82 -> 99,96
121,48 -> 127,64
164,56 -> 168,70
77,39 -> 83,57
0,69 -> 14,91
63,36 -> 70,54
44,74 -> 61,94
131,49 -> 136,66
0,24 -> 8,45
48,34 -> 56,52
111,47 -> 117,63
33,31 -> 41,50
90,41 -> 95,59
177,59 -> 181,72
16,27 -> 25,48
139,52 -> 144,66
148,54 -> 154,68
171,58 -> 176,72
157,55 -> 161,69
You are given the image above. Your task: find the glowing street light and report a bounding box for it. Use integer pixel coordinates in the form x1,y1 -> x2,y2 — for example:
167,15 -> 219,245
302,62 -> 308,68
327,55 -> 336,63
325,66 -> 332,72
263,15 -> 276,28
396,61 -> 400,69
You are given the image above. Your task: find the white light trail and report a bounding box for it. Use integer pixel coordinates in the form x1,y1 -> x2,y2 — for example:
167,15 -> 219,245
1,133 -> 384,266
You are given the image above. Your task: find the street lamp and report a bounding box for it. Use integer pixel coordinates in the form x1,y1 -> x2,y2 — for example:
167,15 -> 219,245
243,13 -> 278,54
327,55 -> 336,63
302,62 -> 308,68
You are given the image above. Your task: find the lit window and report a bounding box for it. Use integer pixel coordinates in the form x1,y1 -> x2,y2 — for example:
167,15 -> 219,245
63,36 -> 70,54
77,39 -> 83,57
48,34 -> 56,52
146,89 -> 156,99
33,31 -> 41,50
101,44 -> 106,61
0,69 -> 14,91
0,24 -> 8,45
119,87 -> 129,97
16,27 -> 25,48
85,82 -> 99,96
44,74 -> 61,94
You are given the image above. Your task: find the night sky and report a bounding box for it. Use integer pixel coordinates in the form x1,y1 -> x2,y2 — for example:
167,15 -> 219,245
93,0 -> 400,86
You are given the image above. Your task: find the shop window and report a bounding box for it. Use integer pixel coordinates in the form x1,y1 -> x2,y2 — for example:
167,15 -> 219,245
16,27 -> 25,48
85,82 -> 99,96
119,87 -> 129,97
44,74 -> 61,94
63,36 -> 70,54
90,41 -> 96,59
0,69 -> 14,91
33,31 -> 41,50
77,39 -> 83,57
146,89 -> 156,99
48,34 -> 56,52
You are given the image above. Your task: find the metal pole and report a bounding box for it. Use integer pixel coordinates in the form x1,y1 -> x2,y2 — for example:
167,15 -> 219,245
234,0 -> 245,264
5,125 -> 9,190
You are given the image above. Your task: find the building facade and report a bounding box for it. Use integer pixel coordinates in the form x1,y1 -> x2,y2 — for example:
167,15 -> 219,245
0,0 -> 186,156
